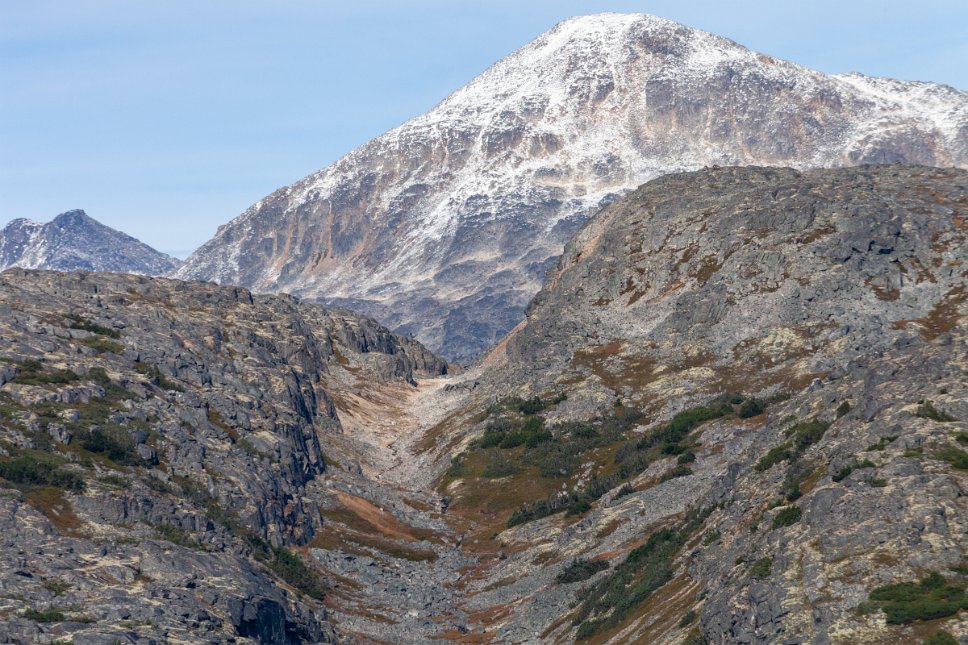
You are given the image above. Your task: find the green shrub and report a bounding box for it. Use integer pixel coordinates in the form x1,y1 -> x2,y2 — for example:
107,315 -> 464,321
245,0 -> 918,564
41,580 -> 71,596
771,505 -> 801,529
870,478 -> 887,488
916,401 -> 956,422
153,523 -> 203,549
661,465 -> 693,481
80,336 -> 124,354
755,446 -> 792,471
831,459 -> 876,483
866,435 -> 898,451
684,631 -> 708,645
866,573 -> 968,624
77,426 -> 145,466
749,557 -> 772,579
481,453 -> 519,479
956,432 -> 968,444
513,393 -> 566,415
23,608 -> 66,622
613,483 -> 635,500
572,507 -> 710,639
935,446 -> 968,470
566,498 -> 592,516
136,362 -> 185,392
637,405 -> 730,452
835,401 -> 851,418
266,547 -> 328,600
757,419 -> 831,472
788,419 -> 831,450
677,451 -> 696,465
9,359 -> 80,386
66,314 -> 120,338
0,454 -> 84,491
678,609 -> 697,627
98,474 -> 131,489
924,631 -> 958,645
738,399 -> 765,419
556,558 -> 609,583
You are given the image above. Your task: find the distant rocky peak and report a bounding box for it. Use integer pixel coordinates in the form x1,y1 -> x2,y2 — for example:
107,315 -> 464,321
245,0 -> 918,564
0,209 -> 180,276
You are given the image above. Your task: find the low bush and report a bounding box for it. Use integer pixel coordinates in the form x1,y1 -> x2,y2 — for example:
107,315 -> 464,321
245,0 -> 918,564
66,314 -> 120,338
481,453 -> 519,479
80,336 -> 124,354
23,608 -> 66,622
76,426 -> 145,466
756,419 -> 831,472
738,398 -> 765,419
572,507 -> 710,639
0,454 -> 84,491
935,446 -> 968,470
9,359 -> 79,386
867,572 -> 968,624
258,543 -> 328,600
556,558 -> 609,584
916,400 -> 957,422
771,505 -> 801,530
831,459 -> 876,483
750,557 -> 772,579
924,631 -> 958,645
678,609 -> 697,627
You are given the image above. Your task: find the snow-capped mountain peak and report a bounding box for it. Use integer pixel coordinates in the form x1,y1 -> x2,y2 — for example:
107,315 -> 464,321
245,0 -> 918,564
0,209 -> 180,276
173,12 -> 968,361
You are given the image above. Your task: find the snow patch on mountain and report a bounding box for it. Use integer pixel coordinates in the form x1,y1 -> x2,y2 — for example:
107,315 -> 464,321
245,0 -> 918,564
0,210 -> 181,276
173,12 -> 968,361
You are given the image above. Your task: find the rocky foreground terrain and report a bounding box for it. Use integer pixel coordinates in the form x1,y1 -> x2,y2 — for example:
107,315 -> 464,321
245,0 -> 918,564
173,13 -> 968,361
0,210 -> 180,276
2,164 -> 968,644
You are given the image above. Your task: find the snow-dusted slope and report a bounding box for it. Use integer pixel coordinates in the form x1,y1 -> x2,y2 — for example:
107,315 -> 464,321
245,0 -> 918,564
0,210 -> 180,275
173,12 -> 968,361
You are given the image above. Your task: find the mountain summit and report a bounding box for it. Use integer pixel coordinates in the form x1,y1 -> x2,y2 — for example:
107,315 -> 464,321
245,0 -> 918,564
0,209 -> 180,275
172,12 -> 968,361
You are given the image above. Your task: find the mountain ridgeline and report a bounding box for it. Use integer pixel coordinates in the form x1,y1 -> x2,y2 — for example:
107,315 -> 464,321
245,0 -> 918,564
2,165 -> 967,644
173,12 -> 968,361
0,209 -> 180,275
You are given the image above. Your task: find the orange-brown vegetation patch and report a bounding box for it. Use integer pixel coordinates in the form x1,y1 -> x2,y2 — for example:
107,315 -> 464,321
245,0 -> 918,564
583,573 -> 700,645
570,342 -> 659,392
893,286 -> 966,340
866,278 -> 900,302
25,487 -> 85,536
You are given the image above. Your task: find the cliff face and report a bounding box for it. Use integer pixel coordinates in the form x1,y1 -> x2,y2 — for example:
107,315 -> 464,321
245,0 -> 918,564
173,13 -> 968,361
0,270 -> 444,643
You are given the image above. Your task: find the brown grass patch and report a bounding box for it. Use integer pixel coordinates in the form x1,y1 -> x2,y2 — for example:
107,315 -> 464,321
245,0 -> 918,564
892,286 -> 966,340
24,487 -> 85,536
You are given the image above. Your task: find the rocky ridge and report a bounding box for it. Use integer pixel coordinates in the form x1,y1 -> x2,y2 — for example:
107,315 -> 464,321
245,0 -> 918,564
172,12 -> 968,361
407,165 -> 968,643
0,270 -> 445,644
0,210 -> 180,276
2,165 -> 968,644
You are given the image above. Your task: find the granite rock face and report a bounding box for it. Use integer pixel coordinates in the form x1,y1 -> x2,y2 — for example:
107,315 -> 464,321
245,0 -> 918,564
416,165 -> 968,643
0,210 -> 180,275
173,13 -> 968,361
0,270 -> 445,644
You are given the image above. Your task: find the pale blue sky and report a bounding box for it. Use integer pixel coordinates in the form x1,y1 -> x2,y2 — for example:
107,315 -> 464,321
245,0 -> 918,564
2,1 -> 966,257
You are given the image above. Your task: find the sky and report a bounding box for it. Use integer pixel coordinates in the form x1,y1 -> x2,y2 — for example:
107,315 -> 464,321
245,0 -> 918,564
2,1 -> 966,258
